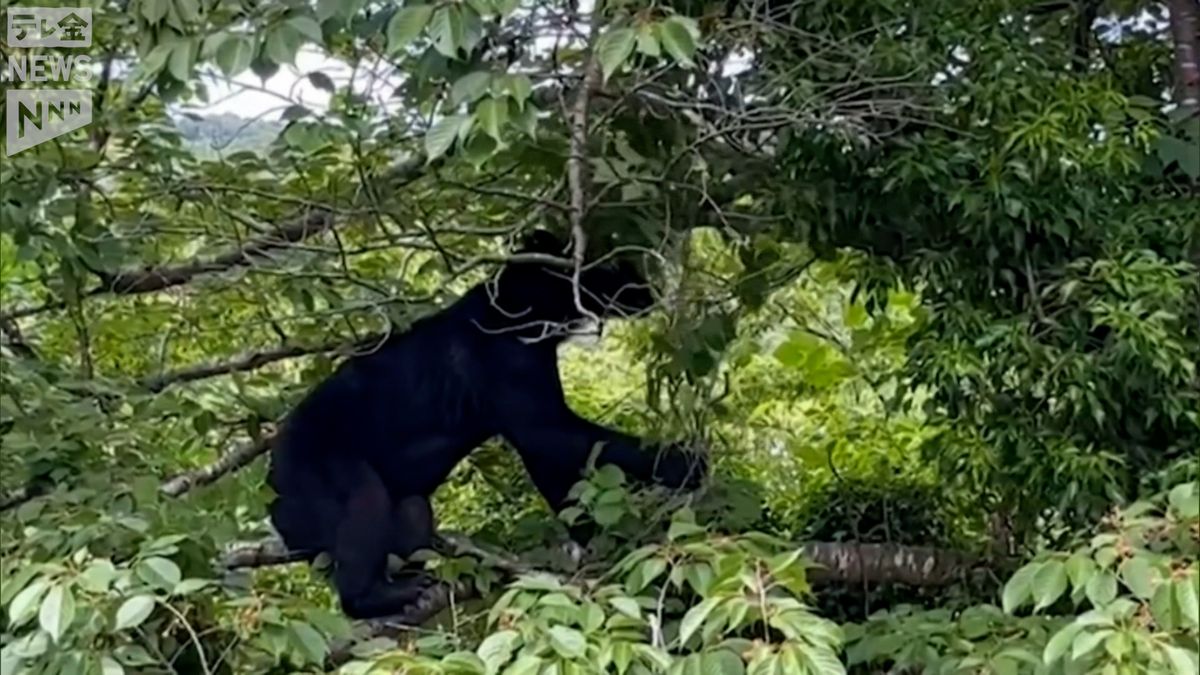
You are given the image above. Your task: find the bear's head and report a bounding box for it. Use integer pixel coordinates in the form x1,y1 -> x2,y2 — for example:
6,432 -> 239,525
486,229 -> 657,336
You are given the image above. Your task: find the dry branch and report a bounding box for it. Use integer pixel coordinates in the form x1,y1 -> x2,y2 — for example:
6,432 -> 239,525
102,210 -> 334,294
0,155 -> 432,323
801,542 -> 979,587
143,332 -> 390,393
220,533 -> 986,588
220,536 -> 310,568
0,209 -> 334,322
1168,0 -> 1200,109
565,4 -> 605,323
0,485 -> 36,512
160,433 -> 274,497
215,532 -> 991,664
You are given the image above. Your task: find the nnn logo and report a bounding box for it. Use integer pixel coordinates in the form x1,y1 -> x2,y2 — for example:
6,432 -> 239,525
6,90 -> 92,156
3,7 -> 94,155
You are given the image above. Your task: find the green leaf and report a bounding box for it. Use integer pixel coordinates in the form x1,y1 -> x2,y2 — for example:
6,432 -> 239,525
594,465 -> 626,489
175,0 -> 200,22
1104,631 -> 1130,660
265,24 -> 302,65
430,5 -> 466,58
1043,623 -> 1081,664
115,596 -> 156,631
388,4 -> 434,53
1151,581 -> 1179,629
635,22 -> 660,57
215,35 -> 254,76
451,71 -> 492,106
308,71 -> 335,92
501,74 -> 533,106
1118,556 -> 1158,599
594,503 -> 624,527
1156,135 -> 1200,178
141,0 -> 168,23
173,579 -> 211,595
1032,560 -> 1068,611
1071,629 -> 1110,661
288,16 -> 324,43
477,630 -> 519,673
317,0 -> 365,22
1086,571 -> 1117,606
465,0 -> 494,18
678,597 -> 720,647
628,557 -> 667,593
38,585 -> 74,642
494,0 -> 521,17
168,39 -> 195,81
596,27 -> 636,81
609,597 -> 641,619
1,567 -> 42,608
502,656 -> 543,675
1002,562 -> 1041,613
137,557 -> 182,590
475,97 -> 507,140
668,519 -> 706,541
316,0 -> 340,21
659,17 -> 698,67
426,114 -> 468,160
1165,645 -> 1199,675
462,128 -> 498,166
547,626 -> 586,659
100,656 -> 125,675
1176,575 -> 1199,626
282,104 -> 311,121
1168,481 -> 1199,519
289,621 -> 328,665
8,579 -> 49,627
79,560 -> 117,593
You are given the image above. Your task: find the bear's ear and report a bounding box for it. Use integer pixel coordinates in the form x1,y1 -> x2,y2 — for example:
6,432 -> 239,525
516,229 -> 569,256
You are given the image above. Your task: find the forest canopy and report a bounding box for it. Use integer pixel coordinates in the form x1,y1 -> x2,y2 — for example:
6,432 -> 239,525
0,0 -> 1197,674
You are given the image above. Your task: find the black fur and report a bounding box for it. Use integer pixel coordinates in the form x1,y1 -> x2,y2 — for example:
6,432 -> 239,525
267,231 -> 704,619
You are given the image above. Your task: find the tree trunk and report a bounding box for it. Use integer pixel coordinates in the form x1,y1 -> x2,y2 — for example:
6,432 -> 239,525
1167,0 -> 1200,109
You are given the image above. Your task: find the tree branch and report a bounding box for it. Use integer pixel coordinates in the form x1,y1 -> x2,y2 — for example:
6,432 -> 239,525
0,209 -> 334,321
1167,0 -> 1200,109
98,209 -> 334,294
219,534 -> 988,588
800,542 -> 981,587
565,4 -> 606,324
160,432 -> 274,497
1,155 -> 433,322
216,533 -> 992,665
0,485 -> 37,512
143,332 -> 390,393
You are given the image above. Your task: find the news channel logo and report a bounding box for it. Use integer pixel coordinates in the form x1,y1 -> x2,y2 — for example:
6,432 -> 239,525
4,7 -> 94,156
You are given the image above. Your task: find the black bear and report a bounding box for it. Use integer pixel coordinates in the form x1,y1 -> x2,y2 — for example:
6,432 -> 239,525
266,230 -> 705,619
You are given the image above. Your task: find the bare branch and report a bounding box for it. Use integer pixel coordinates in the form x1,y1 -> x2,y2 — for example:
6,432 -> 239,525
216,535 -> 991,665
98,209 -> 334,295
160,432 -> 274,498
220,537 -> 309,568
566,3 -> 606,325
220,534 -> 988,588
1,156 -> 433,322
801,542 -> 982,587
143,332 -> 391,393
0,209 -> 334,322
1168,0 -> 1200,109
0,485 -> 36,512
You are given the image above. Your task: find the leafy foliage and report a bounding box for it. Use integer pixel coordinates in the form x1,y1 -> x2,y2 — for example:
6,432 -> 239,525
2,0 -> 1198,672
